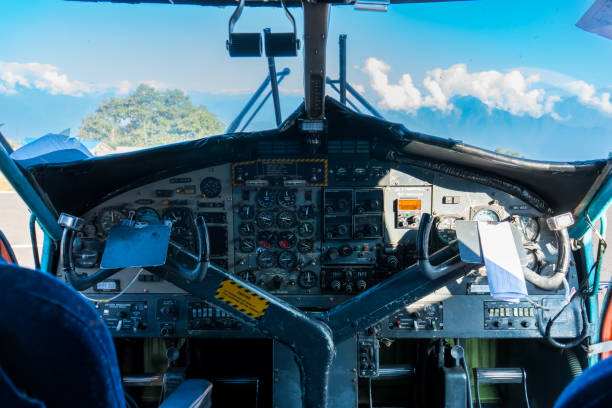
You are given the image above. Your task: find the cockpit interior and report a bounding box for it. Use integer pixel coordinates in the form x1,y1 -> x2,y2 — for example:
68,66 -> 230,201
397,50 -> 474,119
0,1 -> 611,408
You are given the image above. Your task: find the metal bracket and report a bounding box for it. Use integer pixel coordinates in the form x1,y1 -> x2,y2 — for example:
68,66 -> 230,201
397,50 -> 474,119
588,340 -> 612,356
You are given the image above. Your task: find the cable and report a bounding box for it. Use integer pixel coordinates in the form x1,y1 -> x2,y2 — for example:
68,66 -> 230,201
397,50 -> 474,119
565,349 -> 583,379
80,268 -> 143,304
368,377 -> 373,408
124,391 -> 139,408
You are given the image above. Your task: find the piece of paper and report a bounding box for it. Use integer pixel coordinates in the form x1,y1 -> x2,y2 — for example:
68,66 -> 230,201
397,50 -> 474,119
477,221 -> 527,302
577,0 -> 612,40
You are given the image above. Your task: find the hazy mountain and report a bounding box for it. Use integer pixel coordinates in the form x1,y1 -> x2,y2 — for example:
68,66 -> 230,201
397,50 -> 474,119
1,89 -> 610,161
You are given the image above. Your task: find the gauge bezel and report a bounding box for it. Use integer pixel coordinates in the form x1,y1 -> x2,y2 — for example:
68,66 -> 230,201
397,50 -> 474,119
97,206 -> 127,234
200,176 -> 222,198
435,215 -> 461,244
277,250 -> 298,269
276,210 -> 297,229
256,249 -> 276,268
277,189 -> 297,209
256,210 -> 276,229
514,215 -> 541,243
256,189 -> 277,209
471,206 -> 502,222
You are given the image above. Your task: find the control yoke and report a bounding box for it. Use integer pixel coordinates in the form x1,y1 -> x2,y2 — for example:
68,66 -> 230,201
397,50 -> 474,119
59,213 -> 466,408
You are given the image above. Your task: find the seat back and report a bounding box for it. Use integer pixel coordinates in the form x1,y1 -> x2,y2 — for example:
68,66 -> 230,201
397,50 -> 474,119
0,230 -> 17,264
0,263 -> 125,408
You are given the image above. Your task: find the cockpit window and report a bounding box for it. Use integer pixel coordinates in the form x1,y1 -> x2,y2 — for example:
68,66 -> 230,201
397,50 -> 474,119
1,1 -> 610,161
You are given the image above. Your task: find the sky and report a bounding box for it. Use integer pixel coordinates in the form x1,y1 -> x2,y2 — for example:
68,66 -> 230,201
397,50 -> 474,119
0,0 -> 611,160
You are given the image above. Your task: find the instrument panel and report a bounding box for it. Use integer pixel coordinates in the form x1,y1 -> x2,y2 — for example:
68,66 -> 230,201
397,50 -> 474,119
66,156 -> 580,339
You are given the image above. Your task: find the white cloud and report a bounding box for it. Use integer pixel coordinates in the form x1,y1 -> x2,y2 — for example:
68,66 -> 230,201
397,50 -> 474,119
362,58 -> 612,119
0,61 -> 91,96
363,58 -> 561,118
0,61 -> 174,97
563,80 -> 612,114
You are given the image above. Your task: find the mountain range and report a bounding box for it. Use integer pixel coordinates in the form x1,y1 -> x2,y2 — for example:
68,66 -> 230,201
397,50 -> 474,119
1,88 -> 610,162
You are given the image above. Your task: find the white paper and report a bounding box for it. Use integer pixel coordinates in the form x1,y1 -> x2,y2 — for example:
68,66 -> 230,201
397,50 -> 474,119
577,0 -> 612,40
477,222 -> 527,302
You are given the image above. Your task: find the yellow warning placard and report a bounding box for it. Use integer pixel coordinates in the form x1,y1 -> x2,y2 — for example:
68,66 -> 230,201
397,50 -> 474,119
215,280 -> 270,319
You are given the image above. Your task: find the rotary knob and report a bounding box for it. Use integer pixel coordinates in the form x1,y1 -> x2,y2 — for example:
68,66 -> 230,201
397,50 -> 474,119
339,245 -> 353,257
326,247 -> 340,260
330,280 -> 342,292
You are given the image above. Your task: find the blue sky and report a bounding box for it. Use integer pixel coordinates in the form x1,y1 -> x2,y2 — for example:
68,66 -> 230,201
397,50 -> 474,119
1,0 -> 611,160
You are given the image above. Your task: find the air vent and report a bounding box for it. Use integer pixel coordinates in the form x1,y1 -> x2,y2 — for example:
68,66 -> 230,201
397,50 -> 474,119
328,139 -> 370,154
257,141 -> 301,155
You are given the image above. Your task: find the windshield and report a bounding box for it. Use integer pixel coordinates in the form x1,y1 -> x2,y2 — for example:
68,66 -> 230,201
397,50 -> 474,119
1,0 -> 611,161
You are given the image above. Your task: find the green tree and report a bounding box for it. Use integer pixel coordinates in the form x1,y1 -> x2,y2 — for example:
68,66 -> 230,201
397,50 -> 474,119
78,85 -> 224,148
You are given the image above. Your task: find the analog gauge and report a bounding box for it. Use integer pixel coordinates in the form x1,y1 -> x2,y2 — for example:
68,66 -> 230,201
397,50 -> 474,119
522,249 -> 539,270
134,207 -> 160,223
277,231 -> 297,249
277,211 -> 297,229
200,177 -> 222,198
256,189 -> 277,209
83,224 -> 97,237
298,270 -> 318,289
298,222 -> 314,237
473,208 -> 500,222
257,250 -> 276,268
98,207 -> 126,234
298,239 -> 315,253
257,231 -> 275,249
436,216 -> 459,243
239,222 -> 255,235
239,238 -> 256,253
256,211 -> 275,229
277,189 -> 296,208
278,250 -> 298,269
298,205 -> 314,220
517,215 -> 540,242
239,205 -> 255,220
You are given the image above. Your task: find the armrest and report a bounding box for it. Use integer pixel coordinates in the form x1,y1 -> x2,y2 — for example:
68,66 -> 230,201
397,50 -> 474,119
159,379 -> 212,408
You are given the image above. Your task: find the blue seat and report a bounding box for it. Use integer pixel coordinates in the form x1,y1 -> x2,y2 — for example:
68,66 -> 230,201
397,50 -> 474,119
555,355 -> 612,408
0,262 -> 213,408
0,262 -> 126,407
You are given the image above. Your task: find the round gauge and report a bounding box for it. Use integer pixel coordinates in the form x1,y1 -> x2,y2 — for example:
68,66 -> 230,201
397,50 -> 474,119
473,208 -> 500,222
256,211 -> 275,229
436,216 -> 459,243
299,222 -> 314,237
256,189 -> 277,209
200,177 -> 222,198
298,270 -> 318,289
134,207 -> 160,223
277,211 -> 297,229
522,249 -> 539,270
517,216 -> 540,242
239,205 -> 255,220
257,250 -> 276,268
239,222 -> 255,235
298,239 -> 314,253
277,231 -> 297,249
257,231 -> 275,249
98,208 -> 126,234
298,205 -> 314,220
278,251 -> 298,269
83,224 -> 97,237
239,238 -> 256,253
277,189 -> 296,208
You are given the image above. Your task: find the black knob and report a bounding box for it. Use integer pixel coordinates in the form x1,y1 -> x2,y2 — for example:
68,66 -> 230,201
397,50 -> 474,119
345,270 -> 353,280
385,256 -> 399,269
521,321 -> 530,328
330,280 -> 342,292
336,224 -> 348,236
356,280 -> 367,291
339,245 -> 353,257
327,247 -> 340,260
345,283 -> 353,294
272,275 -> 284,289
492,321 -> 500,328
369,200 -> 381,210
336,199 -> 348,211
366,224 -> 379,235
